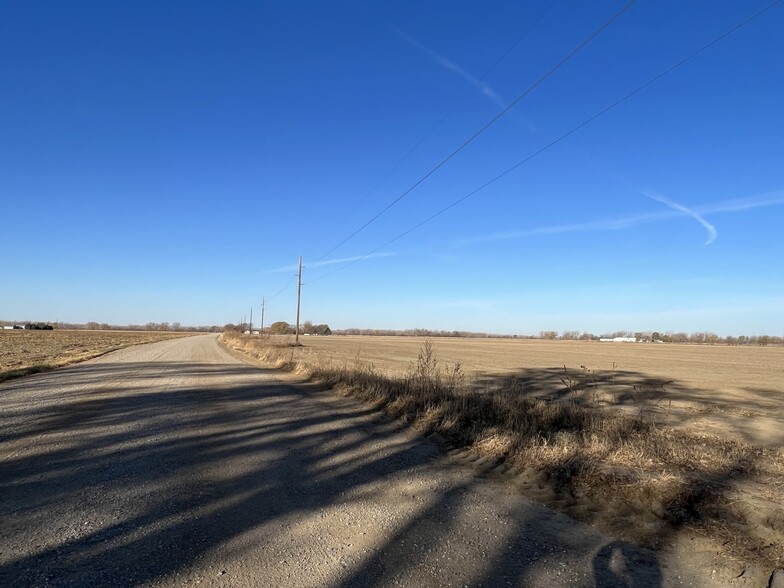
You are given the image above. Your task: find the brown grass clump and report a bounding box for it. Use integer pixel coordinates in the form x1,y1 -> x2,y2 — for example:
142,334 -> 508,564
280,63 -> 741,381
222,333 -> 784,567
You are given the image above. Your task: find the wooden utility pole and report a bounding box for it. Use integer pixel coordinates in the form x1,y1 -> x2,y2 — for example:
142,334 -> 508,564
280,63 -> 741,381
260,296 -> 265,336
249,307 -> 253,333
295,256 -> 302,344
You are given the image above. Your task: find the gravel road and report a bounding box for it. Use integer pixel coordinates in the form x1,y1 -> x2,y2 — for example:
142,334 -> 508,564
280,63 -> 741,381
0,334 -> 733,587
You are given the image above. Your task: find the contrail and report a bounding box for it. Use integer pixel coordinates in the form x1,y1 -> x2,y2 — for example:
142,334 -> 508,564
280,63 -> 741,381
460,191 -> 784,244
460,210 -> 677,244
388,24 -> 507,109
694,190 -> 784,214
643,191 -> 717,244
262,252 -> 395,274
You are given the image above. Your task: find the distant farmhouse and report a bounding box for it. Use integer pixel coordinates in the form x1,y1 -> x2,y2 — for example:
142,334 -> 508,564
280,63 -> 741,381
599,336 -> 637,343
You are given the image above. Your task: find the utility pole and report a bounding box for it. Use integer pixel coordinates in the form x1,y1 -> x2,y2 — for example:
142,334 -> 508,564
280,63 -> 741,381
260,296 -> 265,336
295,256 -> 302,344
249,307 -> 253,333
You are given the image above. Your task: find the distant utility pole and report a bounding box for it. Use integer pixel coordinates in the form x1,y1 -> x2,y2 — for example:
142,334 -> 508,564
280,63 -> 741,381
295,256 -> 302,344
249,307 -> 253,333
260,296 -> 265,336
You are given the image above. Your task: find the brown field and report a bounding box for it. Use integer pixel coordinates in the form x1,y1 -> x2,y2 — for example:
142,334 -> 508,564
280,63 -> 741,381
293,335 -> 784,447
225,333 -> 784,568
0,329 -> 192,381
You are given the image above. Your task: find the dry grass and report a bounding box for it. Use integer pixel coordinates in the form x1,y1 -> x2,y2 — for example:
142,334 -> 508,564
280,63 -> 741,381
223,332 -> 784,567
0,329 -> 192,382
296,335 -> 784,414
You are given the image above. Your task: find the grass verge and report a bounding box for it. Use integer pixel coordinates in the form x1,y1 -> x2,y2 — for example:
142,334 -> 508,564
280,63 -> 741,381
222,332 -> 784,568
0,363 -> 55,383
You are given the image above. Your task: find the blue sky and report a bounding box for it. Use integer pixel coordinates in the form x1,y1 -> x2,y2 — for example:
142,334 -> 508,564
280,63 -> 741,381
1,0 -> 782,335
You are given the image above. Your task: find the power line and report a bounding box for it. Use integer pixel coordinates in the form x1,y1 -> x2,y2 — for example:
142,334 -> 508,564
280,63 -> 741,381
268,273 -> 297,302
308,0 -> 560,263
308,0 -> 781,284
313,0 -> 638,263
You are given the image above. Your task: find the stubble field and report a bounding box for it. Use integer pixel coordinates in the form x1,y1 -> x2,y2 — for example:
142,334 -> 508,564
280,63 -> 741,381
0,330 -> 192,382
294,335 -> 784,447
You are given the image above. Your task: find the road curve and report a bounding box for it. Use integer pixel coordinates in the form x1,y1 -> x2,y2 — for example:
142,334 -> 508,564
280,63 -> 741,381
2,334 -> 706,587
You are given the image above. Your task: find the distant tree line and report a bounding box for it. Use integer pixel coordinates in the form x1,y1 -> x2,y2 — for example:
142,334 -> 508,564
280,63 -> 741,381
223,321 -> 332,336
82,321 -> 222,332
289,326 -> 783,346
3,320 -> 779,345
550,330 -> 783,346
269,321 -> 332,335
0,321 -> 223,333
334,328 -> 512,338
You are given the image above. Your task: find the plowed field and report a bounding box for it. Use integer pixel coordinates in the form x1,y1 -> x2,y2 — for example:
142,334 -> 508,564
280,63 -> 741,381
0,330 -> 191,381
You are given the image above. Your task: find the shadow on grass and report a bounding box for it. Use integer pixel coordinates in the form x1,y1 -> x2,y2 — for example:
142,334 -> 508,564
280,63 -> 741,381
0,363 -> 54,384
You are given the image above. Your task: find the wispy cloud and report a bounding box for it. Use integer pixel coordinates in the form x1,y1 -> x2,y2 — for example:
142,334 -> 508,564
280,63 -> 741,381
462,191 -> 784,245
388,24 -> 506,109
694,190 -> 784,214
642,190 -> 716,245
462,210 -> 676,244
309,252 -> 395,269
262,252 -> 395,274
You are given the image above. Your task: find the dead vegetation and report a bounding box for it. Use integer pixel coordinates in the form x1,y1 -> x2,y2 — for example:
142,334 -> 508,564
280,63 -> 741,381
0,330 -> 192,382
223,332 -> 784,569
